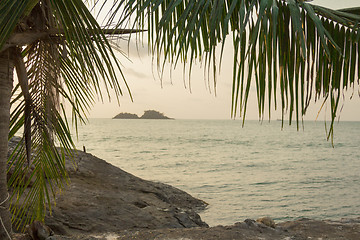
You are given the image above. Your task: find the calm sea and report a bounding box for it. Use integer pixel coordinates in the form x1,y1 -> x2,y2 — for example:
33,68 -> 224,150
74,119 -> 360,226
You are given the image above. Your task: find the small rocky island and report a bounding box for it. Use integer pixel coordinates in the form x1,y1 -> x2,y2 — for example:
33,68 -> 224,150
112,112 -> 139,119
113,110 -> 173,119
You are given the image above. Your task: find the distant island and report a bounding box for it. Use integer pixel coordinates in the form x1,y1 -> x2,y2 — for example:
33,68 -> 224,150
113,112 -> 140,119
113,110 -> 173,120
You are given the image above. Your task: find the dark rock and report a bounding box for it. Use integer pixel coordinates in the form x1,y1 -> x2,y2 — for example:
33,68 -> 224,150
244,219 -> 256,226
45,237 -> 57,240
172,207 -> 209,228
26,220 -> 54,240
12,233 -> 32,240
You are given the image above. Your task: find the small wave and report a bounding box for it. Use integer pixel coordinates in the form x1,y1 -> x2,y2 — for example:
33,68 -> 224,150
138,150 -> 152,154
245,164 -> 259,168
250,181 -> 278,186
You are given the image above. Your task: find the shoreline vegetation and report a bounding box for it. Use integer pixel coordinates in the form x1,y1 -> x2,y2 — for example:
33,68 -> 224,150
8,138 -> 360,240
113,110 -> 173,119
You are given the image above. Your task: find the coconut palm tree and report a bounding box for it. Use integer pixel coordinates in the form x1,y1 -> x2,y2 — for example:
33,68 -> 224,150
0,0 -> 359,238
0,0 -> 133,237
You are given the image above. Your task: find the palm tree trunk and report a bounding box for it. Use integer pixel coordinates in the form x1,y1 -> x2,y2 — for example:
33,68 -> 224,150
0,52 -> 14,239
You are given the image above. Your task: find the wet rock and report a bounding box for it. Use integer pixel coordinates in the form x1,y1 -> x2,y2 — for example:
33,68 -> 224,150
172,207 -> 209,228
12,233 -> 32,240
244,218 -> 256,227
45,236 -> 57,240
256,217 -> 276,228
26,220 -> 54,240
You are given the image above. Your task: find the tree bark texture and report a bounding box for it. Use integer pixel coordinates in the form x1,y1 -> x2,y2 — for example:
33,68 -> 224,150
0,52 -> 14,239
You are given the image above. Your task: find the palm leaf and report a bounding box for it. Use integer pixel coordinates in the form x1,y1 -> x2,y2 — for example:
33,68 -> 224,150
9,38 -> 73,230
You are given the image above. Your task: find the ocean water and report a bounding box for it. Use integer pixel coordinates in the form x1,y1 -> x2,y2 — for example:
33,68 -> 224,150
74,119 -> 360,226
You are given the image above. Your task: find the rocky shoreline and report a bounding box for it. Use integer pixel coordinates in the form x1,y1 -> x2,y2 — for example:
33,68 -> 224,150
8,139 -> 360,239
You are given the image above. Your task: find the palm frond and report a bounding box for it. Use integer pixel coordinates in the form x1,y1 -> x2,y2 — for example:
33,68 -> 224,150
116,0 -> 360,140
9,38 -> 73,230
339,7 -> 360,16
51,0 -> 130,101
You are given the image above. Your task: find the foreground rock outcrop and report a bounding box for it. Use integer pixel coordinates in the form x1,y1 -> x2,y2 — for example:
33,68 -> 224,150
44,150 -> 208,236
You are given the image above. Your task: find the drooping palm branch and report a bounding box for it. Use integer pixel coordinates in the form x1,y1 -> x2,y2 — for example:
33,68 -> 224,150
113,0 -> 360,140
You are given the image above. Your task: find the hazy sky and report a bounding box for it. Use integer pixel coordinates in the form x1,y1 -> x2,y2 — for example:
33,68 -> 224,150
86,0 -> 360,121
